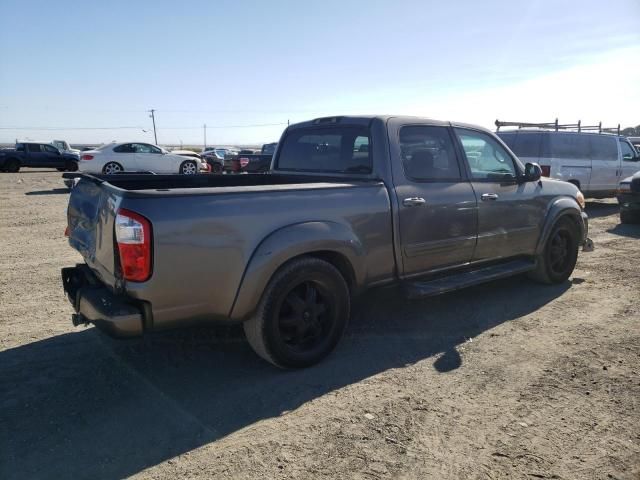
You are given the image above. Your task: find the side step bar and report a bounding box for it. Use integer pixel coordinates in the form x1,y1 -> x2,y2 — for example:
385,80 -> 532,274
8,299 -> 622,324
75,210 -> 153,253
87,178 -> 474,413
402,259 -> 536,300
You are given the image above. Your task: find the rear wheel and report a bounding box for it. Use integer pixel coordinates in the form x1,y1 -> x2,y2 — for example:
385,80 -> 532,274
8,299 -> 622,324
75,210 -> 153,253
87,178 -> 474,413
180,160 -> 197,175
5,159 -> 20,173
211,162 -> 223,174
243,257 -> 350,368
65,160 -> 78,172
102,162 -> 123,174
529,218 -> 579,284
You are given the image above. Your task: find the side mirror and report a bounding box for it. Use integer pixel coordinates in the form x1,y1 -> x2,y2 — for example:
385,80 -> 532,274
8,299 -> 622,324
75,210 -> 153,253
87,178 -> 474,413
523,162 -> 542,182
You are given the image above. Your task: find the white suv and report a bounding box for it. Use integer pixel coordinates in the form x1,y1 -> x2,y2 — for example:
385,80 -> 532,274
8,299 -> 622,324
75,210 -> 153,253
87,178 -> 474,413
498,130 -> 640,198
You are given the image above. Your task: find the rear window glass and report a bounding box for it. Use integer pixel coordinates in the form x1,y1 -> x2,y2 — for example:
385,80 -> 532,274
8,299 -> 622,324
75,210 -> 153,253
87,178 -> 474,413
548,134 -> 590,159
589,136 -> 617,161
276,126 -> 371,174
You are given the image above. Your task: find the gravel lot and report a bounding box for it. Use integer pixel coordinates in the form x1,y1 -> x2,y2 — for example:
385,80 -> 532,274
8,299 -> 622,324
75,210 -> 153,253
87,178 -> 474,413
1,170 -> 639,480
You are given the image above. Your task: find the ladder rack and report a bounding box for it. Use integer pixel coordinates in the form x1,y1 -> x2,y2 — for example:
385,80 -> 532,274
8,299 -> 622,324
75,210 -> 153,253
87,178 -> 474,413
495,119 -> 620,136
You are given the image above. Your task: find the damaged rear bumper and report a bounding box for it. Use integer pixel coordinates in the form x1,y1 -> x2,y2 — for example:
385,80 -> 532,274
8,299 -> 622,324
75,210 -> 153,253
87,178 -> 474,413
61,264 -> 145,337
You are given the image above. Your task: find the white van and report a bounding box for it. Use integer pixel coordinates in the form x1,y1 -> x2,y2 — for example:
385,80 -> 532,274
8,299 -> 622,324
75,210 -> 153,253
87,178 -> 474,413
498,130 -> 640,198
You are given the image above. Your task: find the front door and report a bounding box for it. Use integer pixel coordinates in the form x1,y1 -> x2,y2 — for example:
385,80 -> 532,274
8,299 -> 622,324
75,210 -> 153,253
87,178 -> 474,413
589,135 -> 620,194
454,127 -> 546,261
134,143 -> 167,173
391,123 -> 478,277
42,144 -> 65,168
619,139 -> 640,179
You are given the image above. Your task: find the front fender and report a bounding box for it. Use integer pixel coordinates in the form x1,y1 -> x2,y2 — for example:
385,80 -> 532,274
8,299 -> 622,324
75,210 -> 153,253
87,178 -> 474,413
229,221 -> 366,321
536,197 -> 586,255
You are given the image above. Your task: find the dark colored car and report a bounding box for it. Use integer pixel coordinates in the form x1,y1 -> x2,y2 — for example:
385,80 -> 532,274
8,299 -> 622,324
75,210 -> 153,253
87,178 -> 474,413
617,171 -> 640,223
0,142 -> 79,172
62,115 -> 590,368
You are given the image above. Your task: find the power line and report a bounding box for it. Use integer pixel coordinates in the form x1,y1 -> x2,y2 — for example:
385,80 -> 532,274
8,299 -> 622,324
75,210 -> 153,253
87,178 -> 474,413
0,122 -> 288,131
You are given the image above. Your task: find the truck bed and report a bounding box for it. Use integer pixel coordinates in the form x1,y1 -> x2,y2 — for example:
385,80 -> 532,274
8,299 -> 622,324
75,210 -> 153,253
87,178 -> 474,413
63,172 -> 383,194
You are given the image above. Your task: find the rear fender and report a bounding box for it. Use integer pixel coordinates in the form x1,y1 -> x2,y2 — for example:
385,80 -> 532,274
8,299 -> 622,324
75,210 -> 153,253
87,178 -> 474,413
536,197 -> 585,255
230,221 -> 365,321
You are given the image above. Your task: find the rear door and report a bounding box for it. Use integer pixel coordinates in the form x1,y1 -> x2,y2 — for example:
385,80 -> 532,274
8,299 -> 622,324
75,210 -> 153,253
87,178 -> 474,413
25,143 -> 46,166
588,135 -> 620,194
390,122 -> 478,276
454,127 -> 545,261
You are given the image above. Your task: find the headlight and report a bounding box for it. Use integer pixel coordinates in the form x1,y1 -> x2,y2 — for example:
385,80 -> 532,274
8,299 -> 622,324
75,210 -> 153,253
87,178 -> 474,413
576,191 -> 585,209
618,183 -> 631,193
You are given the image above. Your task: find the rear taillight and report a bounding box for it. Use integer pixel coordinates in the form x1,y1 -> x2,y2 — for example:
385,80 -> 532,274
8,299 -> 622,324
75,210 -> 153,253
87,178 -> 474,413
540,165 -> 551,177
115,209 -> 152,282
239,157 -> 250,168
81,154 -> 94,160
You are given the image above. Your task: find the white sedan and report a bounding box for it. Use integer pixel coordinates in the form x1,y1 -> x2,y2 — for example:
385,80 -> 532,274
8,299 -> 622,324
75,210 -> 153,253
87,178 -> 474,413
78,142 -> 208,175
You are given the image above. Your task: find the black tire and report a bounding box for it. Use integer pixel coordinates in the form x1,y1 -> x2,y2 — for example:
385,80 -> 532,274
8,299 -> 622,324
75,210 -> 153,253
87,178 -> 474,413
529,217 -> 579,284
180,160 -> 198,175
102,162 -> 123,174
243,256 -> 350,368
5,158 -> 20,173
211,162 -> 223,174
620,210 -> 639,224
65,161 -> 78,172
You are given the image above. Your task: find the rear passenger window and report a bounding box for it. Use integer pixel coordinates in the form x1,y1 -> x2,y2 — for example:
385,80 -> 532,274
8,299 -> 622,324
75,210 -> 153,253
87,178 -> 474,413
548,134 -> 590,159
399,126 -> 460,181
113,144 -> 134,153
589,136 -> 617,161
26,144 -> 41,153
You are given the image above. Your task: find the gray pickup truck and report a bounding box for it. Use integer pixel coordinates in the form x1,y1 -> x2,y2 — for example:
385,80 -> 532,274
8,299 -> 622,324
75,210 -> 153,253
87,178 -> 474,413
62,115 -> 590,368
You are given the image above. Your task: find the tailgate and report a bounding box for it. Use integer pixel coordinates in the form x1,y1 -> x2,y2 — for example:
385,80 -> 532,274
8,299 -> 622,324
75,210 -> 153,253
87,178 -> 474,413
67,178 -> 121,289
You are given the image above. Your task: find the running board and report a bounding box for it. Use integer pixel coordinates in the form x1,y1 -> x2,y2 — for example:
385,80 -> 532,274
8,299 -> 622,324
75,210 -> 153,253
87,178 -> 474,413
402,259 -> 536,299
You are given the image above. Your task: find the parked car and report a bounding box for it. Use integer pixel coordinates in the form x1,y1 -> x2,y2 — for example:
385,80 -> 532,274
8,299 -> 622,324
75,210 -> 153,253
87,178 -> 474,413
51,140 -> 81,157
200,149 -> 225,173
497,130 -> 640,198
628,136 -> 640,151
62,115 -> 590,368
78,142 -> 208,175
0,142 -> 79,172
261,142 -> 278,155
233,142 -> 280,173
171,150 -> 211,173
617,171 -> 640,224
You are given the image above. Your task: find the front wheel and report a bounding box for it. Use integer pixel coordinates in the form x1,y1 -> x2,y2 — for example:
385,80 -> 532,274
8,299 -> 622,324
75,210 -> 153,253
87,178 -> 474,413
211,162 -> 223,174
180,160 -> 197,175
243,257 -> 350,368
529,218 -> 579,284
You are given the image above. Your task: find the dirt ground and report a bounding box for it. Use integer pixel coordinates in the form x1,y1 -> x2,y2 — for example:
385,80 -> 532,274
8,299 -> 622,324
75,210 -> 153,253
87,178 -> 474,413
0,170 -> 638,480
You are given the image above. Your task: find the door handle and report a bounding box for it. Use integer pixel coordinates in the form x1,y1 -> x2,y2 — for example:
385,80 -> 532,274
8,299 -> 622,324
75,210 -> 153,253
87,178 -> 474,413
481,193 -> 499,201
403,197 -> 426,207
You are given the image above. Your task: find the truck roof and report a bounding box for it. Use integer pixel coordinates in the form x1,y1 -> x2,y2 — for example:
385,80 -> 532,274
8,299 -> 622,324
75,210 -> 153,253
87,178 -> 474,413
289,115 -> 493,134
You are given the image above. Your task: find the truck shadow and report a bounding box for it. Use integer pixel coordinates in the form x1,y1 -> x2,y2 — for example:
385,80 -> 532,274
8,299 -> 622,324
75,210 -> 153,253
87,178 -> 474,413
0,275 -> 569,480
24,188 -> 70,195
584,200 -> 618,218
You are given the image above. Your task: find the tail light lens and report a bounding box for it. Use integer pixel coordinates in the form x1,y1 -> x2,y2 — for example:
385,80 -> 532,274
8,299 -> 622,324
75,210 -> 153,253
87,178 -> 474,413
81,154 -> 94,160
540,165 -> 551,177
115,209 -> 152,282
239,157 -> 250,168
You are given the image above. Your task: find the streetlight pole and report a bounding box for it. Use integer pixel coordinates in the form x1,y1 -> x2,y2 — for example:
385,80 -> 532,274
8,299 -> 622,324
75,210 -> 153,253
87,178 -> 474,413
148,109 -> 158,144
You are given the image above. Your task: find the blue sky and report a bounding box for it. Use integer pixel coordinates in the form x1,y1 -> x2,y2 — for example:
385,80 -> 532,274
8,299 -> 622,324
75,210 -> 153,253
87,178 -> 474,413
0,0 -> 638,145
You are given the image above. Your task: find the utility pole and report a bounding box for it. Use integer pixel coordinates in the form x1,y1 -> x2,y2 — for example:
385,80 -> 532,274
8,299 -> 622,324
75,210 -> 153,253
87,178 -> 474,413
148,109 -> 158,144
203,123 -> 207,150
